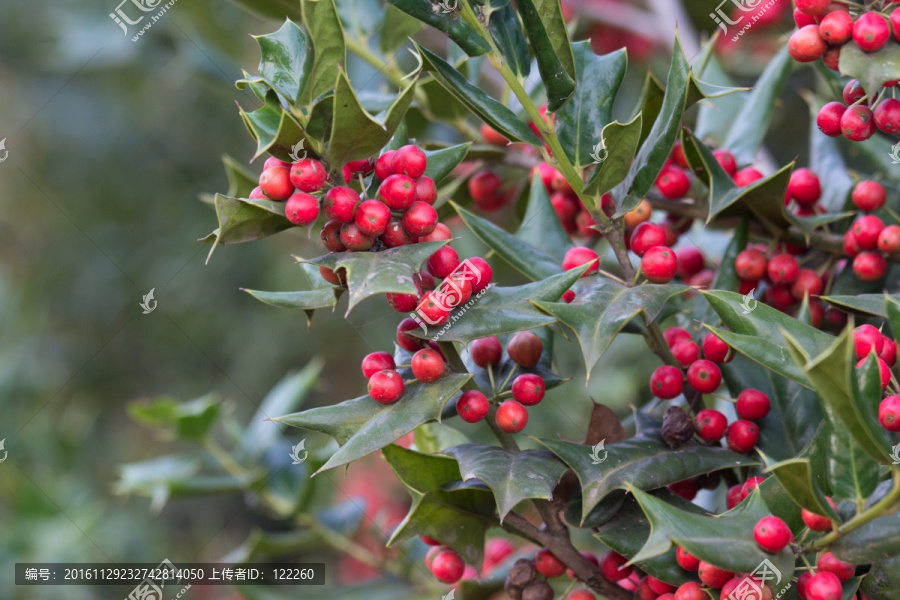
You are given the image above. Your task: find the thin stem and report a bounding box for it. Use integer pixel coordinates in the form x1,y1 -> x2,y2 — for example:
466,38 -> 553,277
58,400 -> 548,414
498,364 -> 519,394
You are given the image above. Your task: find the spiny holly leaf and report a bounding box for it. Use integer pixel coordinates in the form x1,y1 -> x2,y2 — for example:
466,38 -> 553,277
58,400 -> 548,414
442,444 -> 567,520
783,325 -> 894,464
383,444 -> 494,568
274,373 -> 472,473
413,422 -> 470,454
488,3 -> 530,79
411,265 -> 589,344
536,432 -> 756,523
555,43 -> 627,169
632,72 -> 665,148
222,155 -> 261,199
594,489 -> 705,586
249,20 -> 311,106
298,0 -> 346,112
582,114 -> 642,198
238,91 -> 309,161
694,55 -> 742,148
825,413 -> 880,503
721,47 -> 792,167
534,278 -> 689,379
415,44 -> 542,146
629,486 -> 795,593
701,290 -> 835,388
200,194 -> 293,262
515,176 -> 574,266
327,70 -> 417,169
821,294 -> 900,331
301,240 -> 448,315
242,263 -> 342,326
424,143 -> 471,184
832,515 -> 900,565
387,0 -> 491,57
516,0 -> 576,110
839,42 -> 900,106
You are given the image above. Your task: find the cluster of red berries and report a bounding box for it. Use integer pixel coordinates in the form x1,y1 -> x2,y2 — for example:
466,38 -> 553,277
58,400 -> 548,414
844,209 -> 899,283
786,1 -> 900,140
362,342 -> 450,404
851,323 -> 899,394
455,332 -> 547,433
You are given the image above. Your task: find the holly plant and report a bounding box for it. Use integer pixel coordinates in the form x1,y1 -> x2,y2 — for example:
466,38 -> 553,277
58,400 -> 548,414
120,0 -> 900,599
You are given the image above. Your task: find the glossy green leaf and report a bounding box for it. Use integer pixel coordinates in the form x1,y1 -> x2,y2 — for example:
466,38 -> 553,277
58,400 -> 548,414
327,70 -> 417,169
387,0 -> 491,56
302,240 -> 447,315
515,0 -> 576,110
415,44 -> 542,146
826,415 -> 879,503
821,293 -> 894,319
722,47 -> 792,167
832,515 -> 900,564
222,155 -> 261,199
200,194 -> 293,262
488,4 -> 530,79
839,42 -> 900,105
413,422 -> 470,454
299,0 -> 347,112
516,175 -> 574,266
251,20 -> 311,105
534,278 -> 689,379
128,394 -> 220,440
442,444 -> 567,520
274,373 -> 472,472
536,432 -> 756,523
555,43 -> 627,169
242,263 -> 342,325
582,114 -> 643,197
861,556 -> 900,598
379,5 -> 422,53
423,143 -> 471,184
632,72 -> 665,148
238,91 -> 308,161
764,457 -> 837,520
694,55 -> 742,148
383,444 -> 494,567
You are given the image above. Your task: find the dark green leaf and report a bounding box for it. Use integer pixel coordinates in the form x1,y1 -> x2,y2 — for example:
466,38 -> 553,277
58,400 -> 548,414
695,216 -> 748,326
388,0 -> 492,56
299,0 -> 347,111
632,72 -> 665,148
763,457 -> 837,521
821,293 -> 895,320
488,4 -> 530,78
694,55 -> 742,148
251,20 -> 311,105
832,514 -> 900,564
460,329 -> 567,397
515,0 -> 576,110
200,194 -> 293,262
861,556 -> 900,598
238,91 -> 308,161
826,416 -> 879,503
516,175 -> 574,265
582,114 -> 643,197
222,155 -> 261,199
839,42 -> 900,105
243,263 -> 342,325
424,143 -> 471,184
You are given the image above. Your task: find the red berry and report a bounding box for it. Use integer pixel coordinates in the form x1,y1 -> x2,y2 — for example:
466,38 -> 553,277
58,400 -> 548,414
415,176 -> 437,205
674,582 -> 705,600
852,252 -> 887,281
647,576 -> 676,594
791,269 -> 824,301
417,290 -> 452,325
496,400 -> 528,433
411,348 -> 446,383
677,247 -> 705,280
563,246 -> 600,276
481,124 -> 509,146
735,248 -> 767,280
893,9 -> 900,42
817,102 -> 847,137
664,327 -> 693,348
427,246 -> 461,279
695,409 -> 728,442
259,166 -> 294,200
818,552 -> 854,582
340,223 -> 374,251
875,98 -> 900,134
642,246 -> 678,283
726,484 -> 744,509
754,516 -> 792,553
657,167 -> 691,199
353,199 -> 390,236
289,158 -> 326,192
880,337 -> 898,366
796,0 -> 829,14
535,548 -> 567,578
507,331 -> 543,368
397,318 -> 425,352
855,324 -> 886,358
468,170 -> 507,211
801,497 -> 838,531
687,359 -> 722,393
767,254 -> 800,284
368,369 -> 404,403
793,7 -> 818,27
394,145 -> 427,179
457,257 -> 492,294
284,192 -> 320,226
672,141 -> 688,168
420,222 -> 452,243
879,395 -> 900,431
726,420 -> 759,453
736,389 -> 771,420
878,225 -> 900,254
787,168 -> 822,206
323,186 -> 359,223
319,266 -> 346,286
842,105 -> 876,141
697,561 -> 733,589
361,351 -> 395,379
320,220 -> 346,252
853,12 -> 890,52
650,365 -> 684,399
471,337 -> 502,368
853,180 -> 887,213
378,174 -> 417,210
672,340 -> 700,367
563,290 -> 576,303
599,551 -> 632,582
713,149 -> 738,176
788,25 -> 827,62
843,80 -> 867,105
374,151 -> 396,180
402,201 -> 438,237
380,217 -> 411,248
675,546 -> 700,571
457,390 -> 490,423
631,223 -> 667,257
511,373 -> 545,406
420,535 -> 441,546
853,215 -> 885,250
741,476 -> 767,501
819,10 -> 853,43
567,592 -> 595,600
702,332 -> 733,363
431,549 -> 465,583
805,572 -> 842,600
668,478 -> 699,500
386,292 -> 418,313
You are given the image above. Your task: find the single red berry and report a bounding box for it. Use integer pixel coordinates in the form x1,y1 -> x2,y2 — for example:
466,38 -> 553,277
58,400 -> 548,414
471,337 -> 502,368
550,169 -> 574,194
695,409 -> 728,442
842,105 -> 877,141
420,222 -> 452,243
481,123 -> 509,146
819,9 -> 853,43
843,80 -> 867,105
791,268 -> 824,301
374,151 -> 397,180
767,254 -> 800,284
361,351 -> 395,379
796,0 -> 829,14
631,223 -> 667,257
642,246 -> 678,283
818,552 -> 854,582
736,389 -> 771,420
340,223 -> 374,251
599,551 -> 632,582
817,102 -> 847,137
875,98 -> 900,134
368,369 -> 404,403
566,591 -> 595,600
259,166 -> 294,200
289,158 -> 326,192
411,348 -> 446,383
726,420 -> 759,453
880,337 -> 898,366
735,248 -> 767,280
852,215 -> 885,250
788,25 -> 828,62
853,12 -> 890,52
844,229 -> 862,257
878,395 -> 900,431
697,561 -> 733,589
562,246 -> 600,276
893,9 -> 900,42
320,220 -> 346,252
857,356 -> 891,389
394,145 -> 427,179
431,549 -> 465,584
671,141 -> 688,168
532,163 -> 556,191
672,340 -> 700,367
754,516 -> 792,553
726,484 -> 744,509
741,476 -> 767,501
468,170 -> 507,211
657,167 -> 691,199
855,324 -> 885,358
353,199 -> 391,236
420,535 -> 441,546
702,332 -> 733,363
534,548 -> 567,578
646,576 -> 676,594
650,365 -> 684,399
323,186 -> 360,223
507,331 -> 543,368
668,478 -> 699,501
674,582 -> 706,600
805,571 -> 842,600
483,538 -> 515,571
793,7 -> 817,27
424,545 -> 443,569
664,327 -> 693,348
511,373 -> 545,406
852,180 -> 887,213
787,168 -> 822,206
378,174 -> 417,210
414,176 -> 437,205
801,497 -> 838,531
284,192 -> 320,226
457,390 -> 490,423
386,292 -> 418,313
563,290 -> 576,303
402,201 -> 438,237
426,246 -> 460,279
496,400 -> 528,433
263,156 -> 291,170
319,266 -> 346,286
687,359 -> 722,394
444,272 -> 473,305
713,149 -> 738,176
675,546 -> 700,571
417,290 -> 452,325
878,225 -> 900,254
380,217 -> 411,248
852,252 -> 887,282
248,185 -> 266,199
397,318 -> 425,352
